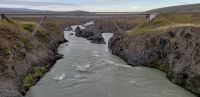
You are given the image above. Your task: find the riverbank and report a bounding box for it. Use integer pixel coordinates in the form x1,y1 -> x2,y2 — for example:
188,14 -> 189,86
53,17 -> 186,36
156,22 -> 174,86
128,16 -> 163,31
0,18 -> 67,97
108,13 -> 200,96
0,17 -> 145,97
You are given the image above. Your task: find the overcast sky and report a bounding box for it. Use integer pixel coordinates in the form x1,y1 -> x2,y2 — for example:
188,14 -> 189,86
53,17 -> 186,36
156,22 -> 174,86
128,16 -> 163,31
0,0 -> 200,12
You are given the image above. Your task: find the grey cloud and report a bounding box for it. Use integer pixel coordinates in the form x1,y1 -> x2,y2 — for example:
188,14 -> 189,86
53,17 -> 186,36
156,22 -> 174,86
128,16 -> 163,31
0,0 -> 76,6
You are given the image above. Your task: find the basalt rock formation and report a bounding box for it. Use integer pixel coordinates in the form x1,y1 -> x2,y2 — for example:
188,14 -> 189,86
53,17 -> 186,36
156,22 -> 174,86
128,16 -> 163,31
69,33 -> 74,35
75,26 -> 95,38
87,33 -> 106,44
75,26 -> 106,44
109,26 -> 200,96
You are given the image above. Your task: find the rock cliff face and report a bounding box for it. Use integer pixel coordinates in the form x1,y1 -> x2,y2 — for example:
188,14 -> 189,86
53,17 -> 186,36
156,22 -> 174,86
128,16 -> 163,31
0,20 -> 67,97
75,26 -> 106,44
75,26 -> 95,38
109,26 -> 200,96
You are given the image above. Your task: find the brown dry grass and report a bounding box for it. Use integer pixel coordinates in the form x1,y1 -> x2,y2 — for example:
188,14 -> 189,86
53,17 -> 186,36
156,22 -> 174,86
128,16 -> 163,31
12,17 -> 145,31
0,19 -> 33,64
128,13 -> 200,35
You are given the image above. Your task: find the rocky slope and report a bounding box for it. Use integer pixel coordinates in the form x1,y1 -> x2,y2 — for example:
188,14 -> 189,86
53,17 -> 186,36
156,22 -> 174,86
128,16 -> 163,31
109,25 -> 200,96
0,8 -> 47,13
0,19 -> 67,97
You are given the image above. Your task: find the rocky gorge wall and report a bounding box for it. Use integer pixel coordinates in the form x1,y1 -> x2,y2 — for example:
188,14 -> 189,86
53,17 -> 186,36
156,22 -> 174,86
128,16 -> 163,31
108,26 -> 200,96
0,19 -> 67,97
0,17 -> 142,97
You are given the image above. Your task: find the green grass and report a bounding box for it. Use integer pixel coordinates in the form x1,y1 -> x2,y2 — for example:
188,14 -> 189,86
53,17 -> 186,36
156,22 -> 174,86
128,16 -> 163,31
35,30 -> 49,43
0,47 -> 9,56
21,21 -> 50,43
21,22 -> 37,32
128,13 -> 200,35
22,65 -> 48,91
0,19 -> 48,72
0,19 -> 32,62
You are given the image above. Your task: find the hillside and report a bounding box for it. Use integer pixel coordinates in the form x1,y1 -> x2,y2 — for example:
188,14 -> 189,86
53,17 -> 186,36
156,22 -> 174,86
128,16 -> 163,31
0,18 -> 68,96
0,8 -> 89,13
0,8 -> 47,13
128,13 -> 200,35
147,3 -> 200,13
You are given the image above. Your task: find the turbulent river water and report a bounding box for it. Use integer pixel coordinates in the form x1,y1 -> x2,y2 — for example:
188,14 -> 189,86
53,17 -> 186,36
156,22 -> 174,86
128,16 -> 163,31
26,26 -> 196,97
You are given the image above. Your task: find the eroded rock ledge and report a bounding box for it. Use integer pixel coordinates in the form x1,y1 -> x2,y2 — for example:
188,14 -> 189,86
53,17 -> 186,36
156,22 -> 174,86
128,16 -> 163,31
108,26 -> 200,96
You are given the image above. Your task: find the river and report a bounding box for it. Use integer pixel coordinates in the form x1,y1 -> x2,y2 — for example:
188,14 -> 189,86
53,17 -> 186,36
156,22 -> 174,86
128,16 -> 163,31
26,25 -> 196,97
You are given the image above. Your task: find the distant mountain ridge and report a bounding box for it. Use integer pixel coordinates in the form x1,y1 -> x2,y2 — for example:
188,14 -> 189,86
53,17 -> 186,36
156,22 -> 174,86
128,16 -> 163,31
0,8 -> 49,13
67,10 -> 90,13
0,8 -> 90,13
147,3 -> 200,13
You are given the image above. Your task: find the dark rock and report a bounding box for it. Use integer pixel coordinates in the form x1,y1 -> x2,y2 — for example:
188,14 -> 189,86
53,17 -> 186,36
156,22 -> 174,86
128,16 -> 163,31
55,54 -> 64,60
109,26 -> 200,96
75,27 -> 95,38
75,26 -> 82,37
75,26 -> 106,44
69,33 -> 74,35
58,39 -> 68,44
87,33 -> 106,44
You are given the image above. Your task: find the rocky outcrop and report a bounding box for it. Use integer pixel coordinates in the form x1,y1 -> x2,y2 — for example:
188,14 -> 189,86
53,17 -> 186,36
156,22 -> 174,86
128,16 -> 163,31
0,38 -> 66,97
0,20 -> 67,97
75,26 -> 95,38
73,18 -> 140,44
75,26 -> 106,44
87,33 -> 106,44
109,26 -> 200,96
69,33 -> 74,35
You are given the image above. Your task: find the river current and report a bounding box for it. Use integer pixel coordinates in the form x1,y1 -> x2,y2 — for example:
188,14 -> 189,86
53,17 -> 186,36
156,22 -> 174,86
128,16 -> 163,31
26,25 -> 196,97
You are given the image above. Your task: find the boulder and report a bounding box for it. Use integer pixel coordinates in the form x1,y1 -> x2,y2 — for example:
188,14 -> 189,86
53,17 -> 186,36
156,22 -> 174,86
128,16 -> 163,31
75,26 -> 106,44
75,26 -> 82,37
87,33 -> 106,44
55,54 -> 64,60
69,33 -> 74,35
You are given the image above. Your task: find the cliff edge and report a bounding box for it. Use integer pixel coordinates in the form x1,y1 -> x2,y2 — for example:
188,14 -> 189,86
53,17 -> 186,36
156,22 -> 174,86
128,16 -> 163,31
109,13 -> 200,96
0,19 -> 66,97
